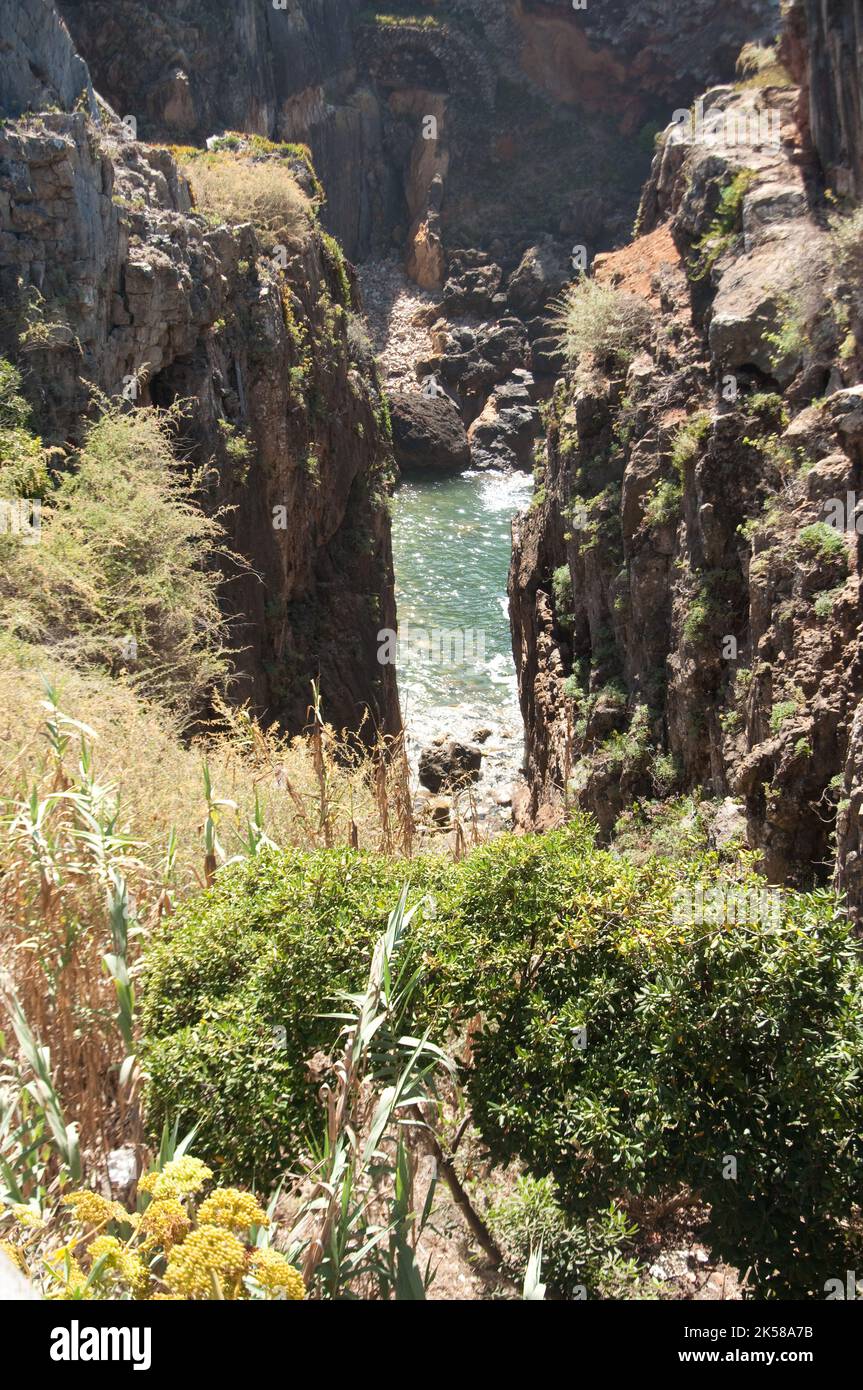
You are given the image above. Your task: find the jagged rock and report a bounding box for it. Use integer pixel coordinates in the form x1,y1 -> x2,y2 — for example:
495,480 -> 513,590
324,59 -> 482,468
438,319 -> 529,399
442,262 -> 503,316
468,380 -> 539,470
390,392 -> 471,474
530,336 -> 566,376
792,0 -> 863,199
0,111 -> 400,743
708,230 -> 815,385
418,738 -> 482,793
1,0 -> 96,119
506,237 -> 571,316
406,173 -> 446,291
508,29 -> 863,898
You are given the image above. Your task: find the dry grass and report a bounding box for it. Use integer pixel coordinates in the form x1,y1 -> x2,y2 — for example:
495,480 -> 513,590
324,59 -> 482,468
0,641 -> 416,897
180,152 -> 312,252
0,638 -> 417,1173
552,276 -> 651,367
0,401 -> 233,720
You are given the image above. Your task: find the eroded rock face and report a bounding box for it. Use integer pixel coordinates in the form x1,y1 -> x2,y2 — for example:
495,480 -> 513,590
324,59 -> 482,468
58,0 -> 397,261
791,0 -> 863,200
0,0 -> 95,119
55,0 -> 780,284
0,107 -> 399,740
509,61 -> 863,907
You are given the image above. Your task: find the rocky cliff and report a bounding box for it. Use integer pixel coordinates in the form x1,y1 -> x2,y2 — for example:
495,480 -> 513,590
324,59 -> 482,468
509,7 -> 863,914
788,0 -> 863,200
53,0 -> 782,277
0,1 -> 399,739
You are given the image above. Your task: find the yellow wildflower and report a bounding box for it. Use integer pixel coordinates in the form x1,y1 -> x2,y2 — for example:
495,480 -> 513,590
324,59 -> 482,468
10,1203 -> 44,1229
138,1156 -> 213,1201
197,1187 -> 267,1233
0,1240 -> 25,1272
164,1224 -> 247,1299
249,1248 -> 305,1300
45,1244 -> 91,1300
137,1198 -> 191,1252
88,1235 -> 150,1299
62,1191 -> 127,1228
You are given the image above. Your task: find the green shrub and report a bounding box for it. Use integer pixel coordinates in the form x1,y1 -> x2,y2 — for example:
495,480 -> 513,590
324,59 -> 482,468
644,477 -> 682,528
0,402 -> 231,715
553,277 -> 650,367
486,1176 -> 643,1300
321,232 -> 352,307
690,169 -> 756,280
670,412 -> 712,475
735,42 -> 793,90
798,522 -> 847,563
770,699 -> 799,733
181,151 -> 312,252
551,563 -> 574,628
142,849 -> 448,1183
0,358 -> 50,499
142,825 -> 863,1295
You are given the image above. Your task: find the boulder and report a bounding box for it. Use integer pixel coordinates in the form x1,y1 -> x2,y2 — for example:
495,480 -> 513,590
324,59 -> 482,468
507,237 -> 571,316
467,380 -> 540,470
390,392 -> 471,474
418,738 -> 483,792
442,262 -> 503,315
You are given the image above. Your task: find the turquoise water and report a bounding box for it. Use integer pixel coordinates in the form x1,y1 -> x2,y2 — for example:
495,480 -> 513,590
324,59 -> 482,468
390,469 -> 532,792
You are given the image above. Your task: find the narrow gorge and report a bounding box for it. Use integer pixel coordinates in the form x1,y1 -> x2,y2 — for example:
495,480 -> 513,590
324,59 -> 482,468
3,0 -> 863,1320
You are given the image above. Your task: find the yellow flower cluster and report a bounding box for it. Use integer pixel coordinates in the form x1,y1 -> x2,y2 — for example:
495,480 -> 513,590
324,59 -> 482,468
197,1187 -> 268,1233
62,1191 -> 127,1228
11,1203 -> 44,1229
164,1224 -> 247,1299
137,1198 -> 191,1252
88,1236 -> 150,1299
0,1239 -> 25,1272
45,1244 -> 92,1300
138,1156 -> 213,1200
250,1248 -> 305,1299
34,1157 -> 306,1303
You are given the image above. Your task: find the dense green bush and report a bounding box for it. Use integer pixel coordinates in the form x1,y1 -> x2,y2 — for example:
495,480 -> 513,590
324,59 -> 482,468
142,849 -> 448,1182
142,820 -> 863,1296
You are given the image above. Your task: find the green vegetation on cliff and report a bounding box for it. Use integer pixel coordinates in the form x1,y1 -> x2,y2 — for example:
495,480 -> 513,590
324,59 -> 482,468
143,822 -> 863,1297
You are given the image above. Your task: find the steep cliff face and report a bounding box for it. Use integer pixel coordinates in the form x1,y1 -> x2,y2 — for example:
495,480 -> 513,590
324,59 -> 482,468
0,0 -> 95,119
509,40 -> 863,903
57,0 -> 397,261
788,0 -> 863,200
55,0 -> 783,276
0,5 -> 399,739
